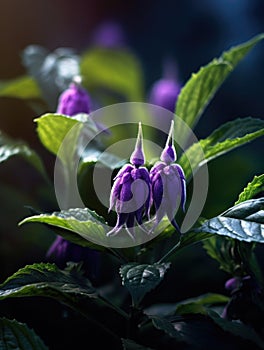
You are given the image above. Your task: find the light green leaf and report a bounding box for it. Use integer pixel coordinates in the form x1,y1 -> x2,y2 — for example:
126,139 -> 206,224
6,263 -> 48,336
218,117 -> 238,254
120,262 -> 170,304
179,117 -> 264,181
0,131 -> 48,180
19,208 -> 107,248
0,75 -> 41,100
196,198 -> 264,243
175,33 -> 264,144
80,48 -> 144,102
0,317 -> 48,350
236,174 -> 264,204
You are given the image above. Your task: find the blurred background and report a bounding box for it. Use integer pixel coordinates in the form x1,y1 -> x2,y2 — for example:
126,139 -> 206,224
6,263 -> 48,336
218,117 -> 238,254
0,0 -> 264,348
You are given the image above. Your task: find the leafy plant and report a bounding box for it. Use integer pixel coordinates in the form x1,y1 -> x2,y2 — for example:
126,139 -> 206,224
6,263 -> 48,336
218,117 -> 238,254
0,34 -> 264,349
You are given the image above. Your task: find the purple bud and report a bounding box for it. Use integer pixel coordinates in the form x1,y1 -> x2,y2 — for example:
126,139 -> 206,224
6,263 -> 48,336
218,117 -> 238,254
91,21 -> 126,49
46,236 -> 100,279
57,81 -> 91,116
160,120 -> 176,164
130,122 -> 145,167
225,277 -> 241,292
149,78 -> 181,113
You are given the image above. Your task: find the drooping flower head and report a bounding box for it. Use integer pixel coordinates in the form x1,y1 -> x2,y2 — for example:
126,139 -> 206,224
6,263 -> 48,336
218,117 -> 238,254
150,120 -> 186,231
57,77 -> 91,116
107,123 -> 151,239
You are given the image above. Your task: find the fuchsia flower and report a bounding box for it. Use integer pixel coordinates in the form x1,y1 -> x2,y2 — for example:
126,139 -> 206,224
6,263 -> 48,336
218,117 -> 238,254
150,120 -> 186,231
57,79 -> 91,116
108,123 -> 151,239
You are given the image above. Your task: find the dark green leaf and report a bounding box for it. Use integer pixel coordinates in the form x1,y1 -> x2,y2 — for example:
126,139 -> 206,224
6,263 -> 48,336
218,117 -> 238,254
0,263 -> 97,302
152,312 -> 264,349
0,131 -> 48,180
0,76 -> 41,100
175,33 -> 264,144
196,198 -> 264,243
0,317 -> 48,350
179,117 -> 264,181
236,174 -> 264,204
122,339 -> 154,350
207,310 -> 264,349
174,293 -> 229,316
80,48 -> 144,102
120,263 -> 170,304
145,293 -> 229,317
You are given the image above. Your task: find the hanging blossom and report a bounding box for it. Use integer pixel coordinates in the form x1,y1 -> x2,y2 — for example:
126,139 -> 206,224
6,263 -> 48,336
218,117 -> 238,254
150,120 -> 186,231
107,123 -> 151,239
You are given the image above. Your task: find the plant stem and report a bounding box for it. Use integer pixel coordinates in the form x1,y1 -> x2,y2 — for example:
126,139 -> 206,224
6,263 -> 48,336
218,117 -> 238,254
157,239 -> 181,263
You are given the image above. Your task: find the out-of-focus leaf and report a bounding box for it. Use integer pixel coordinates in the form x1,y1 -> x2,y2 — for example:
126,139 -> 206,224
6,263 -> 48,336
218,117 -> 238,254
0,131 -> 48,180
80,48 -> 144,102
0,317 -> 48,350
22,45 -> 80,109
175,33 -> 264,145
0,76 -> 41,99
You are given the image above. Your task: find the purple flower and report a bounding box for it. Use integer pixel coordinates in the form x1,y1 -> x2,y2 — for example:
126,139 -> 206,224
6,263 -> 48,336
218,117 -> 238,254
91,20 -> 126,49
107,123 -> 151,239
150,120 -> 186,231
149,78 -> 181,113
57,80 -> 91,116
46,236 -> 100,279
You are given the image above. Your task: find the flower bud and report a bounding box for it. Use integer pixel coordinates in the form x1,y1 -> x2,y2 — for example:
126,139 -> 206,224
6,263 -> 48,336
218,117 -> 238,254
46,236 -> 100,279
57,81 -> 91,116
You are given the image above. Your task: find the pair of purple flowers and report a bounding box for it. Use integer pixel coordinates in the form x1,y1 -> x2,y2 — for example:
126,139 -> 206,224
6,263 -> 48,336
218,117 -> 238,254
108,121 -> 186,239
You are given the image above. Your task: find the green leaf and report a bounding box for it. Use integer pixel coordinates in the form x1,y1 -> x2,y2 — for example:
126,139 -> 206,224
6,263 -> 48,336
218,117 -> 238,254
0,317 -> 48,350
120,262 -> 170,304
19,208 -> 107,249
80,48 -> 144,102
152,312 -> 264,349
175,33 -> 264,144
35,113 -> 81,159
0,131 -> 48,180
174,293 -> 229,316
122,339 -> 154,350
207,310 -> 264,349
145,293 -> 229,317
0,263 -> 97,302
179,117 -> 264,181
19,208 -> 170,248
196,198 -> 264,243
236,174 -> 264,204
0,76 -> 41,100
202,236 -> 240,275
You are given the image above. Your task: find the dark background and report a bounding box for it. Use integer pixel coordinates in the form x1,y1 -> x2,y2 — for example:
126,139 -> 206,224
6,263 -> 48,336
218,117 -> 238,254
0,1 -> 264,348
